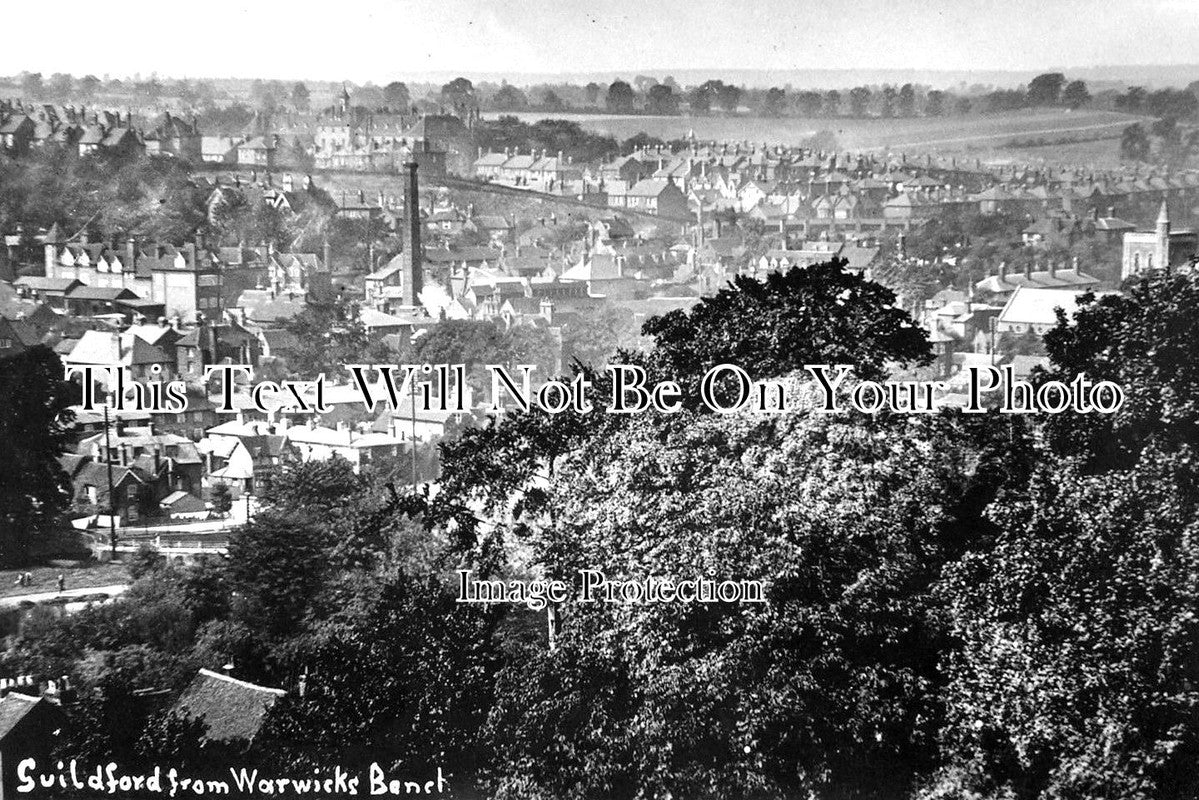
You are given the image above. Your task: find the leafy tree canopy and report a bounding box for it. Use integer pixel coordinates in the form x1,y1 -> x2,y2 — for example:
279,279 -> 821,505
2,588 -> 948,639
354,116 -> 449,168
0,346 -> 74,566
642,260 -> 932,403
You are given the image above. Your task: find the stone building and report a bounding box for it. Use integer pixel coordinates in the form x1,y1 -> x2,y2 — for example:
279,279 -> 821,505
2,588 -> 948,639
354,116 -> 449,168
1121,201 -> 1198,280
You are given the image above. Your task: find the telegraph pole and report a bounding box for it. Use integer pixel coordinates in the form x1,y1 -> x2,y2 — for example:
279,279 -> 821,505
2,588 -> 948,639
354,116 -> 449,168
990,317 -> 998,366
410,380 -> 418,488
102,403 -> 117,557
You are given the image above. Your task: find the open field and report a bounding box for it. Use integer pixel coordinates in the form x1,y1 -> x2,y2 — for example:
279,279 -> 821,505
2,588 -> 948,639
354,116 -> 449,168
0,562 -> 129,599
485,108 -> 1149,160
967,136 -> 1132,169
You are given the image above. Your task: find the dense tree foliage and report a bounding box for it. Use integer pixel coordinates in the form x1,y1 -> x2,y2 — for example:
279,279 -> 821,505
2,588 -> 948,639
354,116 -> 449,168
1027,73 -> 1067,106
383,80 -> 410,111
1038,271 -> 1199,471
0,143 -> 338,254
486,408 -> 1029,799
1121,124 -> 1152,161
646,83 -> 680,115
643,259 -> 932,399
476,117 -> 619,164
492,83 -> 529,111
411,318 -> 561,393
0,346 -> 74,565
440,77 -> 476,110
559,302 -> 637,369
606,80 -> 637,114
283,298 -> 384,380
929,451 -> 1199,800
259,575 -> 502,776
1062,79 -> 1091,109
0,146 -> 205,240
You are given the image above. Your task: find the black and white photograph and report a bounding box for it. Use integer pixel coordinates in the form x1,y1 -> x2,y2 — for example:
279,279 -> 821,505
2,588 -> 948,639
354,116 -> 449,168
1,1 -> 1198,797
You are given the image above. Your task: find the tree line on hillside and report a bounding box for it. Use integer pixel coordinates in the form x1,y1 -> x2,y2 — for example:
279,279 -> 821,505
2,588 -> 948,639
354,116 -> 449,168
1109,81 -> 1199,164
473,116 -> 694,163
18,68 -> 1199,125
459,71 -> 1199,121
1119,111 -> 1199,164
380,72 -> 1199,121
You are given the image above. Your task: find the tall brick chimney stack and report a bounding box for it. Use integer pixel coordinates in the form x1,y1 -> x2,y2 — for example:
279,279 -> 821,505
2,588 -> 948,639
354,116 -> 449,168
401,161 -> 424,307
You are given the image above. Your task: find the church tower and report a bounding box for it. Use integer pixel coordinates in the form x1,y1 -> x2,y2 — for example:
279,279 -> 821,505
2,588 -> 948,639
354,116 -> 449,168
1155,200 -> 1170,271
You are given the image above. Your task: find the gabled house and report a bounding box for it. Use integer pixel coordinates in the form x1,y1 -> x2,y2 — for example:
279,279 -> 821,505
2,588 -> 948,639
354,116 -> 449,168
64,329 -> 175,383
201,420 -> 290,497
0,315 -> 39,356
995,286 -> 1113,336
13,276 -> 83,308
598,154 -> 653,186
624,179 -> 688,218
284,420 -> 405,473
0,114 -> 36,154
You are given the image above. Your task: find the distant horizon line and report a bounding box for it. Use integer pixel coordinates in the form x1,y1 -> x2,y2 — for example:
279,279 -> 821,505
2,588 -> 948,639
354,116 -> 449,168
3,62 -> 1199,88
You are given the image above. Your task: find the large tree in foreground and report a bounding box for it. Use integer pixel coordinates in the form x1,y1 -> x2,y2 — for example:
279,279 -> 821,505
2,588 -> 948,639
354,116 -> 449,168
0,346 -> 73,566
259,575 -> 502,777
926,267 -> 1199,800
1037,270 -> 1199,471
642,258 -> 931,403
931,449 -> 1199,800
485,408 -> 1026,800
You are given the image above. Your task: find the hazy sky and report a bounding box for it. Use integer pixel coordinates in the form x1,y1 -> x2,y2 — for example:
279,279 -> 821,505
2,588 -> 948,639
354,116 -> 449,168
2,0 -> 1197,82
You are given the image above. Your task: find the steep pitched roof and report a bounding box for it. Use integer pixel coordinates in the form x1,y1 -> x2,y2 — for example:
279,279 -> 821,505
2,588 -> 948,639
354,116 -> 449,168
997,286 -> 1111,327
74,460 -> 142,493
161,491 -> 207,514
0,692 -> 45,742
0,316 -> 39,347
14,276 -> 82,293
472,215 -> 512,231
66,285 -> 141,301
66,330 -> 123,364
173,669 -> 285,743
474,152 -> 509,167
627,178 -> 678,198
841,245 -> 881,272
